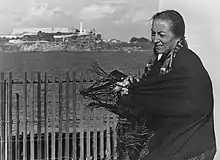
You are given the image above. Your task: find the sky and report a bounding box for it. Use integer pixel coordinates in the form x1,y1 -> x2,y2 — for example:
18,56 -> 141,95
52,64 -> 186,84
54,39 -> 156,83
0,0 -> 159,41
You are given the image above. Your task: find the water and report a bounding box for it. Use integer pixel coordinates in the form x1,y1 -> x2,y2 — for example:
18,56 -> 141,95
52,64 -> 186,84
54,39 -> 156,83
1,50 -> 153,135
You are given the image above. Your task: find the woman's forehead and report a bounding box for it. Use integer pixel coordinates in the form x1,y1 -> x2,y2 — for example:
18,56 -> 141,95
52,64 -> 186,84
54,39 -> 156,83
151,19 -> 172,32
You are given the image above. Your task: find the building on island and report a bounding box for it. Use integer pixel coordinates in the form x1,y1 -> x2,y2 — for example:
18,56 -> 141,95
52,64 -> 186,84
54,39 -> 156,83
0,21 -> 90,40
11,27 -> 75,35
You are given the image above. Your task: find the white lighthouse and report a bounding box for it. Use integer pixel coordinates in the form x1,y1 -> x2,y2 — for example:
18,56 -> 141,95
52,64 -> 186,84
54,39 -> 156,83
80,21 -> 83,34
78,21 -> 88,36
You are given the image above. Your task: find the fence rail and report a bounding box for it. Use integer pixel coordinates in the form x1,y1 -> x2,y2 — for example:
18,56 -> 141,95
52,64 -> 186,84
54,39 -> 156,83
0,70 -> 142,160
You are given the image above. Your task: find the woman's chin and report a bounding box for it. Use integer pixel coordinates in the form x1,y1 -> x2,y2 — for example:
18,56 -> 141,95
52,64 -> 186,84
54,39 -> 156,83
155,49 -> 165,54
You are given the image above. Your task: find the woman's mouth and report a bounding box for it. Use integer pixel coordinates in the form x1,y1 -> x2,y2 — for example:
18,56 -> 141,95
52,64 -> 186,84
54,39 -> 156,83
154,45 -> 165,54
155,45 -> 164,49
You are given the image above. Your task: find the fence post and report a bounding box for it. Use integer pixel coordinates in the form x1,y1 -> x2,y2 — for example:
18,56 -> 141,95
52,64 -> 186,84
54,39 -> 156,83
79,103 -> 84,160
4,79 -> 6,160
51,72 -> 56,160
58,80 -> 63,160
44,72 -> 49,160
106,112 -> 111,160
0,73 -> 1,160
100,110 -> 104,160
86,107 -> 91,160
23,72 -> 28,160
30,72 -> 35,160
5,77 -> 8,160
37,72 -> 42,159
79,71 -> 84,160
15,93 -> 20,160
93,109 -> 98,160
8,72 -> 13,160
65,72 -> 70,159
72,71 -> 77,160
113,115 -> 118,160
0,73 -> 6,160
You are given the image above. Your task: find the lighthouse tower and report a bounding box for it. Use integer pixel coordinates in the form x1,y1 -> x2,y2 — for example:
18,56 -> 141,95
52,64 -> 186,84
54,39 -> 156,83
80,21 -> 83,34
78,21 -> 88,36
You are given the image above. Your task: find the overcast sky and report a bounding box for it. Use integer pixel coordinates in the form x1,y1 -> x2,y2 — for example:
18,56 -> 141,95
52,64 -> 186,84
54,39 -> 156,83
0,0 -> 159,40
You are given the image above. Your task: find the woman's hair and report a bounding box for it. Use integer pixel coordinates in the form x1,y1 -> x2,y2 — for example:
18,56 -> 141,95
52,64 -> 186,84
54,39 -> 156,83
151,10 -> 185,38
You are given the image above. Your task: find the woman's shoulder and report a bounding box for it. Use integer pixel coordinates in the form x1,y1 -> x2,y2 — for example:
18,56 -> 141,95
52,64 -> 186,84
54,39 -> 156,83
177,47 -> 201,62
174,47 -> 205,71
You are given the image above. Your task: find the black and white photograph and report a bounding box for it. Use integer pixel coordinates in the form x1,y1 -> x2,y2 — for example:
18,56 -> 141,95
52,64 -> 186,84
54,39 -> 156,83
0,0 -> 219,160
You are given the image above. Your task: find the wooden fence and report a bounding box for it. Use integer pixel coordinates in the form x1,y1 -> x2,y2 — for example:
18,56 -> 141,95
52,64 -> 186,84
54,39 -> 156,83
0,70 -> 142,160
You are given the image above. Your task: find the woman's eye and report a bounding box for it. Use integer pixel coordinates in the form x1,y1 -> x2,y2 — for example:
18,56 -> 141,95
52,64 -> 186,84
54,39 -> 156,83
159,34 -> 166,38
151,32 -> 156,36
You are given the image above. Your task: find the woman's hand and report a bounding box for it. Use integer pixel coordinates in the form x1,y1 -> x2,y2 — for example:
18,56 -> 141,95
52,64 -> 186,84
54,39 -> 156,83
113,76 -> 140,95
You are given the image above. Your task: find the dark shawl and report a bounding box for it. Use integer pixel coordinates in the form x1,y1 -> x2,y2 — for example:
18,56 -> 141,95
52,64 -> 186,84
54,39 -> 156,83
118,47 -> 216,159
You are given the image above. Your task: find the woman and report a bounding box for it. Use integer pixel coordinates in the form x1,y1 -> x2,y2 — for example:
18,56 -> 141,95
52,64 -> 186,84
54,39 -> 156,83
114,10 -> 216,159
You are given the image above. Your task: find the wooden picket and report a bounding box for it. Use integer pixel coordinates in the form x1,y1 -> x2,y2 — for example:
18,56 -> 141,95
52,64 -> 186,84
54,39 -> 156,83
1,73 -> 6,160
30,72 -> 35,160
65,72 -> 70,160
15,93 -> 20,160
8,72 -> 13,160
23,72 -> 27,160
51,72 -> 56,160
72,71 -> 77,160
44,72 -> 49,160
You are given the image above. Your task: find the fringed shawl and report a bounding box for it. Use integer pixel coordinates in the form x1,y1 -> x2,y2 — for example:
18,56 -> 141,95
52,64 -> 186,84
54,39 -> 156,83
117,45 -> 216,159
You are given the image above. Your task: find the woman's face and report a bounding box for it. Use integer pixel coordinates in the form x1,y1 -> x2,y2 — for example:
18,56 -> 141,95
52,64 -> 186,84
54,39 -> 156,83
151,19 -> 178,54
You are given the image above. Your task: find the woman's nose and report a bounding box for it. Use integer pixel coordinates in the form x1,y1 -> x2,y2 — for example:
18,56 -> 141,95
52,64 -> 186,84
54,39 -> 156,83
153,34 -> 160,43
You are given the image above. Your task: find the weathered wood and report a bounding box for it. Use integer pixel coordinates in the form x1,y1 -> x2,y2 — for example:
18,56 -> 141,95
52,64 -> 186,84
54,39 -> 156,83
65,72 -> 70,159
23,72 -> 28,160
1,73 -> 6,160
113,115 -> 118,160
79,71 -> 84,160
3,79 -> 6,160
80,105 -> 84,160
93,109 -> 98,160
86,109 -> 91,160
72,71 -> 77,160
58,81 -> 63,160
15,93 -> 20,160
8,72 -> 13,160
30,72 -> 35,160
100,110 -> 104,160
106,111 -> 111,159
44,72 -> 49,160
37,72 -> 42,159
5,77 -> 8,160
0,71 -> 119,160
51,72 -> 56,160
